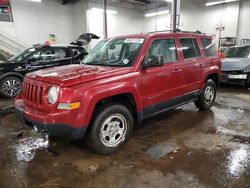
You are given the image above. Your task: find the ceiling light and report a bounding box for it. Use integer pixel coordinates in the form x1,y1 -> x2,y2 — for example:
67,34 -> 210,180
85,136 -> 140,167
91,8 -> 117,14
205,0 -> 237,6
165,0 -> 173,2
27,0 -> 42,2
145,10 -> 170,17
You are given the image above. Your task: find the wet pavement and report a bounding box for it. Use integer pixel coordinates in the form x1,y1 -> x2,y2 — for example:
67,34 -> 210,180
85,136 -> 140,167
0,86 -> 250,188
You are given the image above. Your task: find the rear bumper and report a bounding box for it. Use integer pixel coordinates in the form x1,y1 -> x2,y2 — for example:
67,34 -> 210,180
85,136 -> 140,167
221,72 -> 250,85
15,99 -> 87,140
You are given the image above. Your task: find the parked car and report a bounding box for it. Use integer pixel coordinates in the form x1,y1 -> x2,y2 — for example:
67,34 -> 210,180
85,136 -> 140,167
221,45 -> 250,85
15,31 -> 221,155
0,33 -> 99,97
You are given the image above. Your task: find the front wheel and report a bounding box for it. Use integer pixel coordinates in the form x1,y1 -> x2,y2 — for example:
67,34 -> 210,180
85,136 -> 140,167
0,76 -> 22,98
85,103 -> 134,155
195,79 -> 216,111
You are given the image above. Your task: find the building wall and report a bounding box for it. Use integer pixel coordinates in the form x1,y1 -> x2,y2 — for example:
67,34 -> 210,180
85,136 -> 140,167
180,0 -> 240,44
0,0 -> 248,48
0,0 -> 76,45
237,0 -> 250,44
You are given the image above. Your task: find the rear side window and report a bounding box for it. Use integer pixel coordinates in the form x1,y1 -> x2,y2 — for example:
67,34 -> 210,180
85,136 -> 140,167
201,38 -> 216,57
147,38 -> 178,63
56,48 -> 70,59
180,38 -> 201,59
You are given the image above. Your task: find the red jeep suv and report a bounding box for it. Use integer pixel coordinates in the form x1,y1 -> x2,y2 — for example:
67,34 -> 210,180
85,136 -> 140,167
15,31 -> 221,155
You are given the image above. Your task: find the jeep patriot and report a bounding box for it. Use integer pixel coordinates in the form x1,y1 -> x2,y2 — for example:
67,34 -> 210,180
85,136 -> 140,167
15,31 -> 221,155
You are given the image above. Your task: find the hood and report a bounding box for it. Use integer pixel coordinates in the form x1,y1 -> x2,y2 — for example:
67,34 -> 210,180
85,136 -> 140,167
222,58 -> 250,71
26,64 -> 133,86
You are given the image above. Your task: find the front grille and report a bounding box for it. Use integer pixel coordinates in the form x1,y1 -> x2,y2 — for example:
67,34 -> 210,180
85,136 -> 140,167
22,82 -> 44,105
222,70 -> 244,74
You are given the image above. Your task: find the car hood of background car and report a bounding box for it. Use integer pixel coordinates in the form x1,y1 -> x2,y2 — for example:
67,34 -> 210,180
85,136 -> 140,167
222,58 -> 250,71
25,64 -> 133,87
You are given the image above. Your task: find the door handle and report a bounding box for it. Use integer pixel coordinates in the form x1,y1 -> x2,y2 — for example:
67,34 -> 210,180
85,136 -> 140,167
172,68 -> 182,73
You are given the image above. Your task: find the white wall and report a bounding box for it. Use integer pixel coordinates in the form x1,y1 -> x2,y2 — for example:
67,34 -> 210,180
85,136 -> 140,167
237,0 -> 250,44
143,13 -> 171,32
86,1 -> 144,49
0,0 -> 75,45
0,0 -> 248,48
180,0 -> 240,44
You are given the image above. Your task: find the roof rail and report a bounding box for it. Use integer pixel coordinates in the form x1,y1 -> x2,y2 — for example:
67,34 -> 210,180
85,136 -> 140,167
147,29 -> 205,35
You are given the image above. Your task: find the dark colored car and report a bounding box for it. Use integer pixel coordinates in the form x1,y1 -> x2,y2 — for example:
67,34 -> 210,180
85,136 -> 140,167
0,44 -> 87,97
221,45 -> 250,85
15,31 -> 221,155
0,33 -> 100,97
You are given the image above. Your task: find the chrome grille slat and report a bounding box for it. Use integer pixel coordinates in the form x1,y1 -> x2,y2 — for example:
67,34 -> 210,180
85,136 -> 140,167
22,81 -> 45,106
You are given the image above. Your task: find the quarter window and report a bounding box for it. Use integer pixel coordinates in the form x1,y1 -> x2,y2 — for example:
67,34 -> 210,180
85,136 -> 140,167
147,39 -> 178,63
201,38 -> 217,57
180,38 -> 201,59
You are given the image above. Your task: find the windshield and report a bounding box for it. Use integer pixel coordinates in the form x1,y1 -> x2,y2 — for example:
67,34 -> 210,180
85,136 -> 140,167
225,46 -> 250,58
8,47 -> 35,62
82,38 -> 144,67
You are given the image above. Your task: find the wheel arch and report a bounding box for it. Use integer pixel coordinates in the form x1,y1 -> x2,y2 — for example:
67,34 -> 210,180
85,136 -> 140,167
0,72 -> 24,81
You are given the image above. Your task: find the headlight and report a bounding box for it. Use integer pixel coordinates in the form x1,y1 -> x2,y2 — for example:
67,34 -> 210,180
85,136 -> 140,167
244,69 -> 250,73
47,86 -> 59,104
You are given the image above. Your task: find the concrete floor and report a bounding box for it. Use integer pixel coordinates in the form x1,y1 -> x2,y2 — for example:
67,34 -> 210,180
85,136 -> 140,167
0,86 -> 250,188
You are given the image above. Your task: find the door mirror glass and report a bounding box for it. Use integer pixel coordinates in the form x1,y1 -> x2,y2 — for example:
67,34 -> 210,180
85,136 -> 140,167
142,55 -> 164,69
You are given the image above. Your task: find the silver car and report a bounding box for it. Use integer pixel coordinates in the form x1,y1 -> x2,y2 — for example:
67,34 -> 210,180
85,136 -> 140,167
221,45 -> 250,85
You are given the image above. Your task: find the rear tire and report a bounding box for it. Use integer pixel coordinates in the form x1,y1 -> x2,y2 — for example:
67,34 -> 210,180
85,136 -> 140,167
0,76 -> 22,98
85,103 -> 134,155
195,79 -> 216,111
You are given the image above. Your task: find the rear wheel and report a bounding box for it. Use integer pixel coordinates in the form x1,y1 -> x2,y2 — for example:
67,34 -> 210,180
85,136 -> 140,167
195,79 -> 216,111
85,103 -> 133,155
0,76 -> 22,98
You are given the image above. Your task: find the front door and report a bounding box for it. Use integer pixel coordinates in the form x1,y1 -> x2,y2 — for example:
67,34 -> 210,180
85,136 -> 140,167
139,37 -> 184,117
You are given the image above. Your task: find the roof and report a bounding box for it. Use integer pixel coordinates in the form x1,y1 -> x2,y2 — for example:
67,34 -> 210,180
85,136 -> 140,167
33,44 -> 83,49
109,30 -> 210,40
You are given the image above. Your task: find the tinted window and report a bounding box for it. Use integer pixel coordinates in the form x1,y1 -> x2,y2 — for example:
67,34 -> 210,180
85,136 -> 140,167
147,39 -> 178,63
72,48 -> 81,57
201,38 -> 216,57
56,48 -> 70,59
27,50 -> 41,61
40,49 -> 56,61
180,38 -> 201,59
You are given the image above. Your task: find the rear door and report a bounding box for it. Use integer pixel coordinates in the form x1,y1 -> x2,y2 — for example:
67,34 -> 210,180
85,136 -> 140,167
178,37 -> 203,94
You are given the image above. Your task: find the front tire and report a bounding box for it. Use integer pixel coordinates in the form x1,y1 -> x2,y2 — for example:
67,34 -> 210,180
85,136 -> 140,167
85,103 -> 134,155
0,76 -> 22,98
195,79 -> 216,111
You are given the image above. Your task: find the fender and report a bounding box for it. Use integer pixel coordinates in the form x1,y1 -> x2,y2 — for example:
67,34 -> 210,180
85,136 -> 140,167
0,72 -> 24,81
201,65 -> 221,84
81,81 -> 142,126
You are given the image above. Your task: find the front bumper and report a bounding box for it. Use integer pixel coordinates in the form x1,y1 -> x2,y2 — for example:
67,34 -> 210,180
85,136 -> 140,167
221,71 -> 250,85
15,99 -> 87,140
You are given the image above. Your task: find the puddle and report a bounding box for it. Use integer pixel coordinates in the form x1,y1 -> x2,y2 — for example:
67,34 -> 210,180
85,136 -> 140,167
14,135 -> 49,162
226,145 -> 250,178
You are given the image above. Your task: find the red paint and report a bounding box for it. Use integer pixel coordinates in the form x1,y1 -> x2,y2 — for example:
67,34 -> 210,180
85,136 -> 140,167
15,32 -> 221,129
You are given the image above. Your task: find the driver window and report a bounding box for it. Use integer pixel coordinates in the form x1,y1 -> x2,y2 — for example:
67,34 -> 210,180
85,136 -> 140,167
27,50 -> 41,62
147,39 -> 178,63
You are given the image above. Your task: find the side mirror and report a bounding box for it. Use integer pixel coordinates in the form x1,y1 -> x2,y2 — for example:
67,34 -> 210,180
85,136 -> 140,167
142,55 -> 164,69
